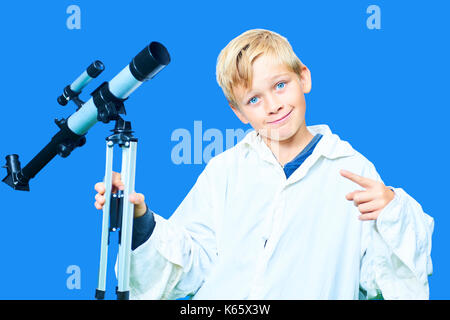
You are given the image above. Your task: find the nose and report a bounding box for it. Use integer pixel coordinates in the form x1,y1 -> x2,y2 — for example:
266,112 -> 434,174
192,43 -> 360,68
264,94 -> 283,114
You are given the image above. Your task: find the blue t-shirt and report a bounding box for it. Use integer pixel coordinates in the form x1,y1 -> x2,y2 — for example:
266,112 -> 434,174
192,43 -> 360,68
132,133 -> 323,250
283,133 -> 323,179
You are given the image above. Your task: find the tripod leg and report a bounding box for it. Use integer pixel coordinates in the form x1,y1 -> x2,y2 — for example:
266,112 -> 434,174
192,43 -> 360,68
95,140 -> 114,300
116,141 -> 137,300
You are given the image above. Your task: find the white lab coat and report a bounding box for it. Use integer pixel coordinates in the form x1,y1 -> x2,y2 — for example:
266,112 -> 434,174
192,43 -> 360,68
128,124 -> 434,300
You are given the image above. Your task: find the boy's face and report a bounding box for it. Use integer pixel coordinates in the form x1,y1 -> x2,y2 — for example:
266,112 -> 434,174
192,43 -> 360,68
230,54 -> 311,145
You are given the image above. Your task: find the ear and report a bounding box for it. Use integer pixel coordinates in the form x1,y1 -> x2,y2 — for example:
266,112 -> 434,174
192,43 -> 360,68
299,65 -> 312,94
229,103 -> 249,124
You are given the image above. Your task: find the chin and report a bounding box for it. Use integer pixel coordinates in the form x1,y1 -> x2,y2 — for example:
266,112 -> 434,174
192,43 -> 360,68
273,122 -> 304,141
259,128 -> 296,143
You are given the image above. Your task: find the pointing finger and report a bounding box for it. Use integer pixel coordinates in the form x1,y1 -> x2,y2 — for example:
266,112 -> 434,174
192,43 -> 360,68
340,169 -> 374,189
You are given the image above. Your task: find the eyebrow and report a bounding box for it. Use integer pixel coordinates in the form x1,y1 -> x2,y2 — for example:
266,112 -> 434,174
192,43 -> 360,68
242,72 -> 291,102
268,72 -> 290,82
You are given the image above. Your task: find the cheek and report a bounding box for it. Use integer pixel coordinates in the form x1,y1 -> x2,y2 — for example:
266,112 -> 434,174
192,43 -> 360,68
284,84 -> 306,107
241,110 -> 264,129
290,92 -> 306,108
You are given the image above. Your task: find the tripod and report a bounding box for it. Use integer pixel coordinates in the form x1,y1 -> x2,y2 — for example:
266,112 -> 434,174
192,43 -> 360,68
95,117 -> 137,300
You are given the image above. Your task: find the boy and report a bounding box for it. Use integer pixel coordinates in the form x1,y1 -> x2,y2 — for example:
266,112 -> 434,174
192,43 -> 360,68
94,29 -> 434,299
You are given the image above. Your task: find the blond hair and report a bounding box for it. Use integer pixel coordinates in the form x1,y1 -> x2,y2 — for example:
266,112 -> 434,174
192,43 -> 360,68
216,29 -> 303,108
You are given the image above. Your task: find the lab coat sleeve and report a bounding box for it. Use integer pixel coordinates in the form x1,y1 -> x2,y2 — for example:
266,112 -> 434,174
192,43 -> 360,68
359,162 -> 434,300
127,162 -> 219,300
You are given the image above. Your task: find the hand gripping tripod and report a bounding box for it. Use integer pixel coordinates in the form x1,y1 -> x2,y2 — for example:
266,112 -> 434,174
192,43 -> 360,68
95,117 -> 138,300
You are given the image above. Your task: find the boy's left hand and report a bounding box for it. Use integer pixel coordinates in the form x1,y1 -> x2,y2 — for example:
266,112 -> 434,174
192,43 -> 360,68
340,169 -> 395,221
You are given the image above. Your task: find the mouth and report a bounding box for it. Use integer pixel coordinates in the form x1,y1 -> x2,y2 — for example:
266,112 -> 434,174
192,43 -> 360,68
268,109 -> 293,125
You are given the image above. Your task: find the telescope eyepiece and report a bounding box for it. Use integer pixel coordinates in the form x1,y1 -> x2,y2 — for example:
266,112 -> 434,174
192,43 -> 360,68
87,60 -> 105,78
2,154 -> 29,191
129,42 -> 171,82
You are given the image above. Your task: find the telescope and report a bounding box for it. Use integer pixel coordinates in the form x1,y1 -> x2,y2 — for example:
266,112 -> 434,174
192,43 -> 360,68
2,42 -> 171,191
2,41 -> 171,300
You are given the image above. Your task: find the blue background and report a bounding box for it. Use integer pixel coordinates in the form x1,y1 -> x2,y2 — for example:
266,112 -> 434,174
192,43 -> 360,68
0,1 -> 448,299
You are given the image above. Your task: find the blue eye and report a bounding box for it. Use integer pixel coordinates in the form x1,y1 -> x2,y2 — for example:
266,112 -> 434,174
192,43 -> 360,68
276,82 -> 286,90
249,97 -> 259,104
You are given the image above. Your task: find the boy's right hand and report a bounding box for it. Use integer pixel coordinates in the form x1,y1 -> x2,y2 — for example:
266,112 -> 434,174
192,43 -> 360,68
94,171 -> 147,218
